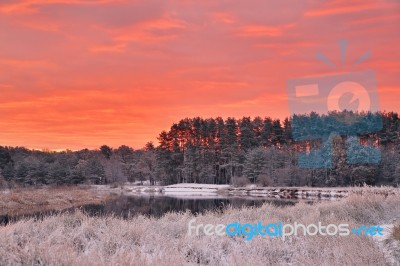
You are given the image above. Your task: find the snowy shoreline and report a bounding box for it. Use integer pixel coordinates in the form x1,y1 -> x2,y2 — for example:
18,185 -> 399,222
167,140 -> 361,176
89,183 -> 361,199
162,183 -> 350,199
91,183 -> 398,200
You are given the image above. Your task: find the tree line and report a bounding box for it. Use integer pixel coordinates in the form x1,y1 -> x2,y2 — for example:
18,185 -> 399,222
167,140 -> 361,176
0,111 -> 399,188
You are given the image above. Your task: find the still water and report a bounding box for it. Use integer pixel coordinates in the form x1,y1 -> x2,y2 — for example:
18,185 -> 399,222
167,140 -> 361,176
1,194 -> 316,224
79,194 -> 309,218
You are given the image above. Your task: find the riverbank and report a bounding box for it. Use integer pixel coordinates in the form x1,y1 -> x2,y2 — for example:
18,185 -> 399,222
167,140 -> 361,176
96,183 -> 398,199
1,185 -> 397,219
0,190 -> 399,265
0,186 -> 114,217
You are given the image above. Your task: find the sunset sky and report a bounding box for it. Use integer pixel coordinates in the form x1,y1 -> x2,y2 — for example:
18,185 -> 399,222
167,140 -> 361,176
0,0 -> 399,150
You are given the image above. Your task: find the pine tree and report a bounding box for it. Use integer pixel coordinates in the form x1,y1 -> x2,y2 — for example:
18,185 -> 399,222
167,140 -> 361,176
243,148 -> 267,184
261,117 -> 273,147
239,117 -> 256,151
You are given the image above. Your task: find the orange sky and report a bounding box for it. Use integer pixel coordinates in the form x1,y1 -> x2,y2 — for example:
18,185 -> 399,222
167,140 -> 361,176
0,0 -> 399,150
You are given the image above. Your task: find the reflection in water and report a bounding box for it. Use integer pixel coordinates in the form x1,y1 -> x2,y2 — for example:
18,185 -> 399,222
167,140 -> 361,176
80,195 -> 303,218
1,195 -> 315,224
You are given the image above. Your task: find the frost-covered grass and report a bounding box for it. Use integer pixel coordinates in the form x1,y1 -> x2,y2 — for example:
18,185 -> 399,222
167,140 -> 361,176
393,224 -> 400,241
0,186 -> 113,217
0,189 -> 399,266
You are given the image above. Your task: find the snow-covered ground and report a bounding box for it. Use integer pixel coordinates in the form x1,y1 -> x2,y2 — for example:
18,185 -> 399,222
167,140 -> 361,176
90,183 -> 353,199
163,183 -> 230,195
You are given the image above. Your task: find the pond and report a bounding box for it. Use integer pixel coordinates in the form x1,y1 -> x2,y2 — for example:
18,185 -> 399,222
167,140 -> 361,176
1,194 -> 318,225
76,194 -> 314,218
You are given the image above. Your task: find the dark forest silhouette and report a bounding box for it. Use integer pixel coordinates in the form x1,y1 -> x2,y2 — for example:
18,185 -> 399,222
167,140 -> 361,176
1,111 -> 399,188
